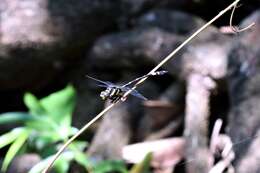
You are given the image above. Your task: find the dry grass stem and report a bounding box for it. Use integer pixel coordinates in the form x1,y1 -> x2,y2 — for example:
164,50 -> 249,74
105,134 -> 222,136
229,2 -> 255,33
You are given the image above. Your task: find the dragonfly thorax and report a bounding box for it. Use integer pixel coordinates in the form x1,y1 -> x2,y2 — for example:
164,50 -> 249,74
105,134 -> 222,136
100,87 -> 123,101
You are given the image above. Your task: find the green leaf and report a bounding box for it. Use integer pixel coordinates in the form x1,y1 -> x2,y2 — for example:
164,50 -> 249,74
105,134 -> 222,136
0,112 -> 35,124
0,128 -> 26,149
69,142 -> 90,170
24,93 -> 46,116
54,155 -> 71,173
25,116 -> 57,131
93,160 -> 128,173
40,85 -> 76,128
1,129 -> 29,172
29,133 -> 61,152
73,151 -> 91,171
70,141 -> 88,151
129,152 -> 152,173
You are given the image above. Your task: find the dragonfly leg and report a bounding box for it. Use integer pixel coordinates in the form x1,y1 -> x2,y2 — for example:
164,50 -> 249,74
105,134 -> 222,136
110,95 -> 121,103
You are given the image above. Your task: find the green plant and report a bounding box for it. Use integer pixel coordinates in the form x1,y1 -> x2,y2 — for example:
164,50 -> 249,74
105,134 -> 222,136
0,85 -> 89,173
90,152 -> 152,173
0,85 -> 153,173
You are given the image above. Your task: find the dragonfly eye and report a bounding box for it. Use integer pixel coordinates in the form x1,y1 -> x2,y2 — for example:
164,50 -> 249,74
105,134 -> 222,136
100,91 -> 108,100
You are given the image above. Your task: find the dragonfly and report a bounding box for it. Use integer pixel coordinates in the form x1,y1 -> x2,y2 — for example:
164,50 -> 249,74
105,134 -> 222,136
86,70 -> 167,103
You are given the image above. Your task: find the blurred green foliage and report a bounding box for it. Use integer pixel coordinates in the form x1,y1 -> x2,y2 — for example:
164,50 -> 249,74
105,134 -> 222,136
0,85 -> 90,173
0,85 -> 152,173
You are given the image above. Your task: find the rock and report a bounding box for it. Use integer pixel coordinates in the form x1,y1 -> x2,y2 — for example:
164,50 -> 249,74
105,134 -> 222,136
87,100 -> 137,160
236,132 -> 260,173
181,31 -> 232,80
184,73 -> 215,173
89,10 -> 232,82
137,81 -> 185,140
179,22 -> 231,173
136,9 -> 205,35
226,10 -> 260,173
0,0 -> 122,90
89,9 -> 209,73
160,80 -> 185,104
118,0 -> 189,17
140,100 -> 182,140
73,80 -> 104,129
0,0 -> 61,90
89,27 -> 182,72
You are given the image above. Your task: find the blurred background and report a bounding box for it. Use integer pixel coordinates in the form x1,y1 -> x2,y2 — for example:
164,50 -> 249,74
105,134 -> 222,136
0,0 -> 260,173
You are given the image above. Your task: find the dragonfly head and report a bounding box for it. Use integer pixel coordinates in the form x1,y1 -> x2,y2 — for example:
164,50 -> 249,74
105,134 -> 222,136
100,89 -> 110,100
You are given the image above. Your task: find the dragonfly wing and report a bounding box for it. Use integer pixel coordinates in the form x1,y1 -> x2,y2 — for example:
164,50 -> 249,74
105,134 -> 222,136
130,90 -> 148,100
97,84 -> 109,88
86,75 -> 118,87
121,87 -> 147,100
98,82 -> 118,88
86,75 -> 110,85
105,81 -> 117,87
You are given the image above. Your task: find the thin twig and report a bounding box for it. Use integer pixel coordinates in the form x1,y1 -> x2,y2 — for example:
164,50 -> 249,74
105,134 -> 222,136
229,2 -> 255,33
210,119 -> 223,153
42,0 -> 241,172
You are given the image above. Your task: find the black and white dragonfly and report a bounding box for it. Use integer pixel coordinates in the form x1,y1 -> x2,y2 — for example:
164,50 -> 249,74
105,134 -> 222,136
86,71 -> 167,103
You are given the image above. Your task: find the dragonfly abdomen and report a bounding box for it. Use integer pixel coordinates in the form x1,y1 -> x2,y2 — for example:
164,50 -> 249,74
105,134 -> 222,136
109,88 -> 124,103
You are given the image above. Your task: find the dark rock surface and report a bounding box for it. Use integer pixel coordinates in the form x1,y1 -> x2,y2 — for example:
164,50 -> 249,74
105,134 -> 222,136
226,10 -> 260,173
136,9 -> 205,35
87,99 -> 139,160
0,0 -> 122,90
89,27 -> 182,72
